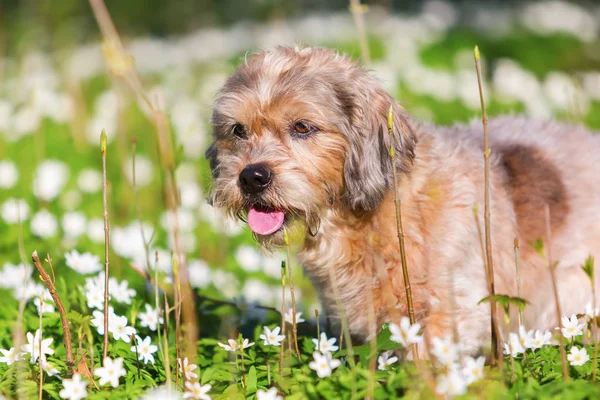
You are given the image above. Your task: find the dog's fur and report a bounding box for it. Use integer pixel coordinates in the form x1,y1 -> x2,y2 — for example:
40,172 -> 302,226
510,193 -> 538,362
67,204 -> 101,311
206,46 -> 600,356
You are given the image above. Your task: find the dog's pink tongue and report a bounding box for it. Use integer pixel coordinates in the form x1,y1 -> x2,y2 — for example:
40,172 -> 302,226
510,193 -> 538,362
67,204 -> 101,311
247,207 -> 285,235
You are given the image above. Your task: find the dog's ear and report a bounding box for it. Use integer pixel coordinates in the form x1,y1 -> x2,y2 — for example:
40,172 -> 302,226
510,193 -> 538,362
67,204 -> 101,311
340,80 -> 416,211
204,142 -> 219,205
205,142 -> 220,178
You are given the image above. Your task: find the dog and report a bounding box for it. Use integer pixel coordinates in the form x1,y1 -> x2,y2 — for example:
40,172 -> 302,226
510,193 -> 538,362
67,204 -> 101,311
206,45 -> 600,356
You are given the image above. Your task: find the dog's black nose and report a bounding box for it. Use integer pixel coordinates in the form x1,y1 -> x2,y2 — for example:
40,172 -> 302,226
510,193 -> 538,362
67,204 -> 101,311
239,164 -> 272,194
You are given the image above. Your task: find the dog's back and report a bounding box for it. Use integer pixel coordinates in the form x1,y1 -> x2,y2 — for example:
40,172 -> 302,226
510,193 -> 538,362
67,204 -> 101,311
433,116 -> 600,329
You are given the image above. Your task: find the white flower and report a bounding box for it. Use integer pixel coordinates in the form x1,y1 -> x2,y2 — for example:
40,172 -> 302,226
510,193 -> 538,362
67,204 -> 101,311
110,314 -> 136,342
110,278 -> 136,304
436,368 -> 467,398
21,329 -> 54,363
257,387 -> 283,400
519,325 -> 534,349
309,351 -> 341,378
33,160 -> 69,201
30,209 -> 59,238
34,290 -> 55,314
430,336 -> 458,366
520,1 -> 597,42
87,218 -> 105,243
77,169 -> 102,193
59,374 -> 88,400
90,307 -> 117,335
235,245 -> 261,272
312,332 -> 339,353
561,314 -> 585,339
462,356 -> 485,385
132,336 -> 158,365
377,351 -> 399,370
0,100 -> 13,132
124,155 -> 153,187
140,386 -> 184,400
0,160 -> 18,189
179,182 -> 203,209
111,223 -> 151,261
263,255 -> 284,279
62,212 -> 87,239
161,208 -> 197,233
1,198 -> 29,223
243,279 -> 274,305
178,357 -> 198,380
217,338 -> 254,353
284,309 -> 305,325
567,346 -> 590,366
531,330 -> 552,350
14,282 -> 45,301
503,332 -> 525,357
85,275 -> 110,309
183,381 -> 211,400
188,259 -> 212,288
0,347 -> 23,365
260,326 -> 286,347
95,357 -> 126,388
65,250 -> 102,274
138,304 -> 164,331
389,317 -> 423,347
0,262 -> 32,289
543,72 -> 589,113
40,358 -> 60,376
12,106 -> 41,136
585,303 -> 599,322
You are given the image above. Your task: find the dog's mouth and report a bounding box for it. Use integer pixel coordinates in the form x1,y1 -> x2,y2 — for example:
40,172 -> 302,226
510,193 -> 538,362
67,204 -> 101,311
247,203 -> 286,236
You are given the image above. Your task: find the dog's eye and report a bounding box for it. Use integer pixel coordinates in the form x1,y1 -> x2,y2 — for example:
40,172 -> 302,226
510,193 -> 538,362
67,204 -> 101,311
232,124 -> 246,138
293,121 -> 312,135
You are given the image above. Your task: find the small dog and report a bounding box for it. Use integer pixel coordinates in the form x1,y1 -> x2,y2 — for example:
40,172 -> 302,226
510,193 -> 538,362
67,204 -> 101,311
206,46 -> 600,356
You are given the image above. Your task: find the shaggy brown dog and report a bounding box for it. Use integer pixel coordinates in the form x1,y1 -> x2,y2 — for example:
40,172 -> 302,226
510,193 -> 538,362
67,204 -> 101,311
206,46 -> 600,356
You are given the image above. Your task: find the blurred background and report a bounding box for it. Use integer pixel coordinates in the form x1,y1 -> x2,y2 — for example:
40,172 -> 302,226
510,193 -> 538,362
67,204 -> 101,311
1,0 -> 600,333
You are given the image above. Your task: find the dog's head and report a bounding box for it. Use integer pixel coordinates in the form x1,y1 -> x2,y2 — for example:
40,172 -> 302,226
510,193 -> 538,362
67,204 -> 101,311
206,46 -> 416,247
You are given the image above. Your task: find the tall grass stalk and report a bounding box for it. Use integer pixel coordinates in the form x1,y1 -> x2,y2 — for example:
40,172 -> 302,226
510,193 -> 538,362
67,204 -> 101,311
283,229 -> 301,360
14,208 -> 29,400
37,291 -> 44,400
131,137 -> 153,272
544,205 -> 569,381
473,46 -> 502,368
100,129 -> 111,362
172,255 -> 183,389
585,256 -> 598,381
132,142 -> 166,367
163,286 -> 173,392
88,0 -> 199,361
514,238 -> 523,326
349,0 -> 371,66
325,260 -> 357,398
280,261 -> 287,375
132,334 -> 142,379
387,105 -> 418,360
365,267 -> 377,400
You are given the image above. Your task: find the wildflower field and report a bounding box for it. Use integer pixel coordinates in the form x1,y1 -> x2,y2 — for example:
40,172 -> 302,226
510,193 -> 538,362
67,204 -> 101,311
1,1 -> 600,398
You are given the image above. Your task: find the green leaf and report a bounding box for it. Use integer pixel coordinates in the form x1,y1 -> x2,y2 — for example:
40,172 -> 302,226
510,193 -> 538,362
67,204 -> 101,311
247,366 -> 257,394
533,239 -> 545,259
581,256 -> 595,281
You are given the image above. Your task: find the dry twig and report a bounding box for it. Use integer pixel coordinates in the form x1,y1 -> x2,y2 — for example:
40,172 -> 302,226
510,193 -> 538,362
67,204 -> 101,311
31,251 -> 75,373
